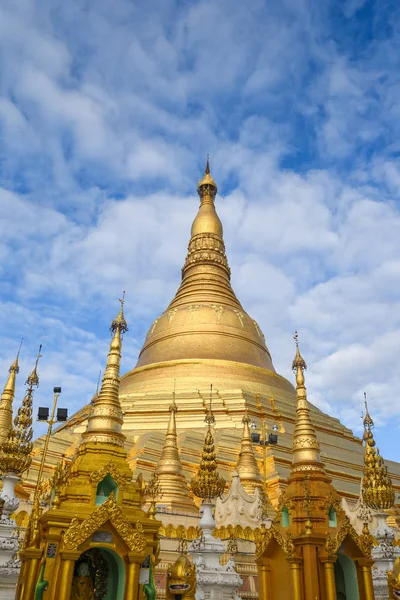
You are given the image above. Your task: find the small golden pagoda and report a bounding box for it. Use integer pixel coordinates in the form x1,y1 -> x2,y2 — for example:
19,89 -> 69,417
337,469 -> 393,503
16,300 -> 160,600
149,394 -> 197,514
235,407 -> 263,495
256,334 -> 376,600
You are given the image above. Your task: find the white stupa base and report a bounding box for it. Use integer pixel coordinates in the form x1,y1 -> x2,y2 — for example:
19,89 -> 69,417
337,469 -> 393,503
189,501 -> 242,600
371,513 -> 400,600
0,473 -> 21,599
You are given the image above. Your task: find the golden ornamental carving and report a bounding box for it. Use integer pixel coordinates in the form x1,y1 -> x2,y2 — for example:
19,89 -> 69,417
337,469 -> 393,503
362,400 -> 395,510
0,348 -> 41,477
89,461 -> 127,489
387,557 -> 400,599
62,493 -> 147,553
255,524 -> 294,558
321,491 -> 342,514
191,410 -> 225,500
325,516 -> 375,558
292,437 -> 320,450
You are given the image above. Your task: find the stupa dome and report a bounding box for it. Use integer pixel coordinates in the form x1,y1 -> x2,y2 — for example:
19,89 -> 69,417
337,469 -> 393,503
120,160 -> 294,399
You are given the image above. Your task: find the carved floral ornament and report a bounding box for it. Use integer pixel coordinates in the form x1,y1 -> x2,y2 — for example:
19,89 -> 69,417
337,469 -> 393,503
62,493 -> 147,553
89,461 -> 127,489
321,491 -> 342,514
255,524 -> 294,558
324,516 -> 376,558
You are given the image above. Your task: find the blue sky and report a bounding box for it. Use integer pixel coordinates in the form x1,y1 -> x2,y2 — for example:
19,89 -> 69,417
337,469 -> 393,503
1,0 -> 400,460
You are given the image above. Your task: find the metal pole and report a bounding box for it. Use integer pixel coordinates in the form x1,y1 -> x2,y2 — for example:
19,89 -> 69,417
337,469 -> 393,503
32,390 -> 60,506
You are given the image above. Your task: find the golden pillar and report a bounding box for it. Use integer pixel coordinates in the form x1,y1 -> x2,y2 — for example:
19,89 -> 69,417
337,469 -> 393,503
124,554 -> 142,600
18,549 -> 42,600
57,550 -> 80,600
321,558 -> 337,600
257,562 -> 272,600
288,557 -> 303,600
359,561 -> 375,600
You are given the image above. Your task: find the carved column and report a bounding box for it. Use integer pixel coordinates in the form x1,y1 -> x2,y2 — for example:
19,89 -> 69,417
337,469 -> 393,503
18,548 -> 42,600
57,550 -> 80,600
287,557 -> 303,600
320,558 -> 337,600
257,562 -> 272,600
124,554 -> 141,600
359,561 -> 375,600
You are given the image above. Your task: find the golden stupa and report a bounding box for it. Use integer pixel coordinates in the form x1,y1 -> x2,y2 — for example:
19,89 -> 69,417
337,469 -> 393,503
23,159 -> 400,511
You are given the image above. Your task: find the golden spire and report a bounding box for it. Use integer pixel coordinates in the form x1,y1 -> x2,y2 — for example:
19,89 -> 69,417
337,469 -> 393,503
82,295 -> 128,447
235,406 -> 263,494
191,386 -> 225,499
153,386 -> 197,513
362,395 -> 394,510
290,332 -> 323,473
168,157 -> 239,309
0,345 -> 41,476
90,370 -> 102,404
0,340 -> 22,445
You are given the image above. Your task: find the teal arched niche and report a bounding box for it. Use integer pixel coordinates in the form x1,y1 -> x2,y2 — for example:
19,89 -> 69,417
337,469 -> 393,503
334,552 -> 359,600
281,506 -> 290,528
328,506 -> 337,527
101,548 -> 125,600
96,474 -> 118,505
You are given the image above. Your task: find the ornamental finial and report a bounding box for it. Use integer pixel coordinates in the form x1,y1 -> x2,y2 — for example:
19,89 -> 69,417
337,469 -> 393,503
110,291 -> 128,334
197,156 -> 217,198
363,393 -> 374,430
25,344 -> 42,389
205,384 -> 215,426
362,399 -> 394,510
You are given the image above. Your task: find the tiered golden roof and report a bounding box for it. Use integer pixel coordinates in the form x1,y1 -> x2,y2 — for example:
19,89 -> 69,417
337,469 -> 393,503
235,407 -> 263,494
81,295 -> 128,447
362,399 -> 394,510
0,346 -> 41,477
291,332 -> 324,474
152,393 -> 197,513
191,394 -> 226,499
0,343 -> 21,445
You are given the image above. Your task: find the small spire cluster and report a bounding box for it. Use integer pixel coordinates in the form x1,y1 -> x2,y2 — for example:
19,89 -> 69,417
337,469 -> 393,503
191,386 -> 225,499
0,345 -> 42,476
362,397 -> 394,510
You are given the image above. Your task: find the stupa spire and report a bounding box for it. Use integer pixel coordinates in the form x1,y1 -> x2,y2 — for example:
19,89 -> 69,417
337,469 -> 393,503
168,157 -> 240,309
82,295 -> 128,447
362,395 -> 394,510
290,332 -> 324,474
0,345 -> 41,476
153,386 -> 197,513
236,406 -> 263,494
0,340 -> 22,445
